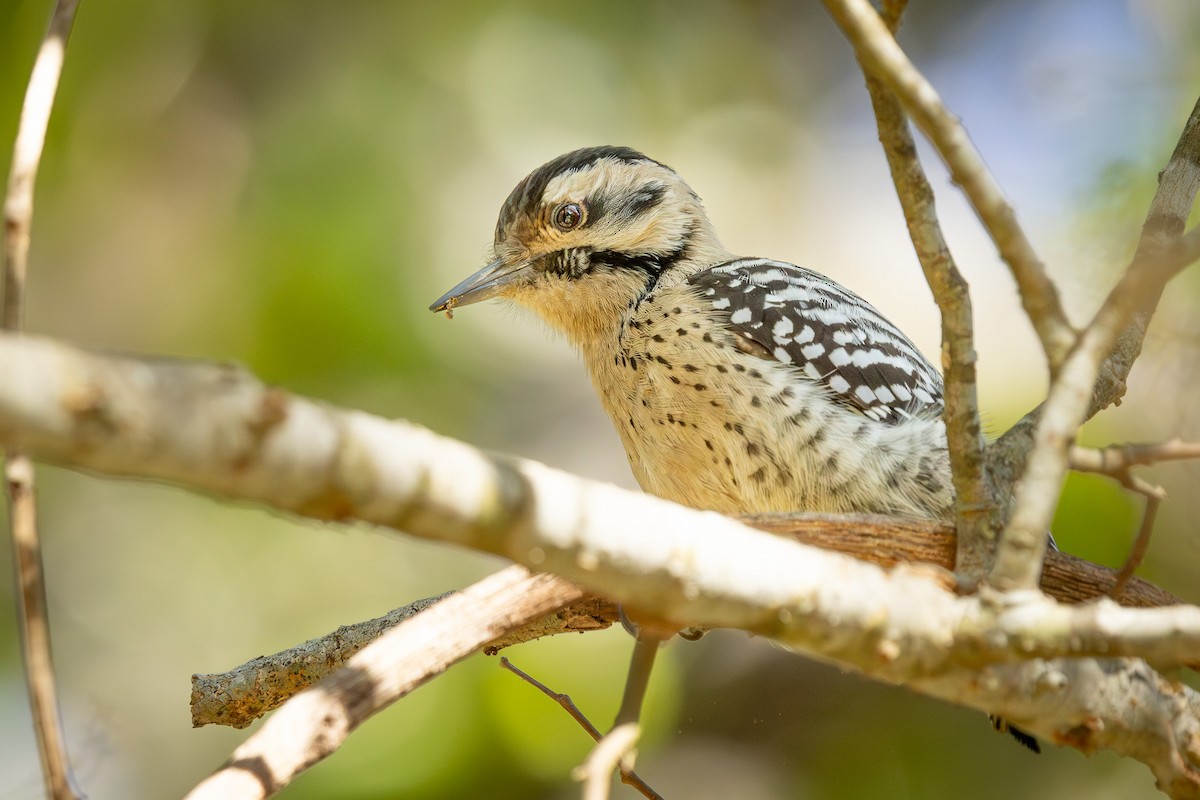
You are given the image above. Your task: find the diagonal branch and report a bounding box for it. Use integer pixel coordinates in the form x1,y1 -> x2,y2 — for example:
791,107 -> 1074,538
854,0 -> 993,578
987,95 -> 1200,526
500,657 -> 664,800
191,592 -> 614,729
185,566 -> 583,800
822,0 -> 1076,370
2,2 -> 83,799
990,225 -> 1200,590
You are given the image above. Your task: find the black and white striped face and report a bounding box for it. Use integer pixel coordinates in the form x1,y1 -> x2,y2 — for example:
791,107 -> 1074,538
430,146 -> 718,325
492,146 -> 695,276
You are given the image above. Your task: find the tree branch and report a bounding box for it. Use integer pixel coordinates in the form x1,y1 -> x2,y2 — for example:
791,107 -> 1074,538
1072,440 -> 1200,472
191,592 -> 615,729
191,592 -> 452,728
991,226 -> 1200,590
190,514 -> 1184,730
1,332 -> 1198,790
185,566 -> 583,800
822,0 -> 1076,369
2,2 -> 83,798
986,96 -> 1200,525
854,0 -> 994,578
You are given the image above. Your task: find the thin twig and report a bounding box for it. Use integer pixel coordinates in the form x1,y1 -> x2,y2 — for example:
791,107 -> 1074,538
823,0 -> 1076,370
3,2 -> 83,798
1067,442 -> 1184,598
1069,445 -> 1171,501
1112,494 -> 1161,599
855,0 -> 993,579
499,658 -> 663,800
986,96 -> 1200,531
1071,440 -> 1200,472
991,226 -> 1200,591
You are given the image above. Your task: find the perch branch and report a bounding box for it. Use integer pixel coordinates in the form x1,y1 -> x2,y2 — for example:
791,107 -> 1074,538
191,516 -> 1184,729
0,334 -> 1198,791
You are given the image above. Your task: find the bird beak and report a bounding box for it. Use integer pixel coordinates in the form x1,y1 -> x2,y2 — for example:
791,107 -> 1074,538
429,256 -> 531,313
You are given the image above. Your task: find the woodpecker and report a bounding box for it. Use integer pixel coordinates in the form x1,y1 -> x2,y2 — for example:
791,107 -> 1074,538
431,145 -> 1036,751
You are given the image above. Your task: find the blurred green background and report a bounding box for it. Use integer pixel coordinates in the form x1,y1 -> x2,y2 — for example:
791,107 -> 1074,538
1,0 -> 1199,798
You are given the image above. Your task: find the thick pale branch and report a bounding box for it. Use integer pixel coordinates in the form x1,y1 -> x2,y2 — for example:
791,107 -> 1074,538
2,333 -> 1199,789
0,334 -> 1193,671
823,0 -> 1076,367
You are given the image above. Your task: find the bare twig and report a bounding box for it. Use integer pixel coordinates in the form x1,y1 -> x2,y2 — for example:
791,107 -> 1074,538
823,0 -> 1076,369
190,592 -> 453,728
3,2 -> 83,798
1131,96 -> 1200,265
987,96 -> 1200,528
499,658 -> 663,800
185,567 -> 583,800
991,226 -> 1200,591
1072,440 -> 1200,472
192,592 -> 615,729
1112,495 -> 1161,599
500,657 -> 605,741
1069,444 -> 1169,502
854,0 -> 993,579
1068,442 -> 1173,595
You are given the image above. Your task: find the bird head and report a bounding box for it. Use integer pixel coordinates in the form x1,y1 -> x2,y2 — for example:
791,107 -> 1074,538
430,146 -> 725,341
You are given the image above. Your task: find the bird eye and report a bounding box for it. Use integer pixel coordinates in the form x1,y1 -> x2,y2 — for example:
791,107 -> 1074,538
552,202 -> 583,231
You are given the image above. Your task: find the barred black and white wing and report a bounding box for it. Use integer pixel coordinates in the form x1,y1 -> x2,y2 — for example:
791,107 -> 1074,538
689,258 -> 943,423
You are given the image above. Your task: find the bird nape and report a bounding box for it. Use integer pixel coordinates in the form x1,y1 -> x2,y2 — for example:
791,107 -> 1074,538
431,144 -> 1039,754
